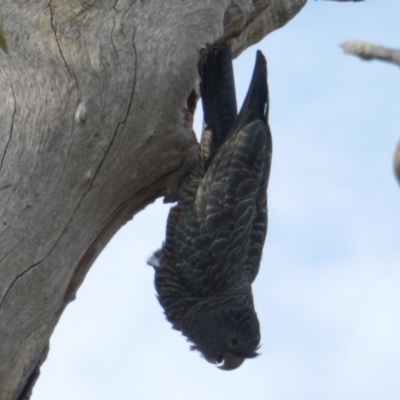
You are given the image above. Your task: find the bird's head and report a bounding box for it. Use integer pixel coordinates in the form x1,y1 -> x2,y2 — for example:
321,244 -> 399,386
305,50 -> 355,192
180,302 -> 260,370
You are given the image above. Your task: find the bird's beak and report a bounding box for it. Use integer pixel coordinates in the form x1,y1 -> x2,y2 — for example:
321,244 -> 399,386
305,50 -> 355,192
217,353 -> 245,371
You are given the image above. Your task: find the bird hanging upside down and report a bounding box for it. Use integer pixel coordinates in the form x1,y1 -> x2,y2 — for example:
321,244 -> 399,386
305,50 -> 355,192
149,40 -> 272,370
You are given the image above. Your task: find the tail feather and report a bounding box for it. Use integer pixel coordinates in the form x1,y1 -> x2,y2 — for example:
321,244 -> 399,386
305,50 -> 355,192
229,51 -> 268,137
199,40 -> 238,169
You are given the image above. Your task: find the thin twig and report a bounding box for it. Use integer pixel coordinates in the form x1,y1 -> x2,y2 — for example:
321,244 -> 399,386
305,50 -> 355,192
394,140 -> 400,185
341,40 -> 400,68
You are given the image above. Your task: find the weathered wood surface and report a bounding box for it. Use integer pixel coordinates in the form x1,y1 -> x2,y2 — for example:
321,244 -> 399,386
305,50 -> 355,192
0,0 -> 306,399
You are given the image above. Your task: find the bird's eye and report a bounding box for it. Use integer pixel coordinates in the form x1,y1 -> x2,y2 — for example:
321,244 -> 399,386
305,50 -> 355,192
216,355 -> 224,365
230,337 -> 238,346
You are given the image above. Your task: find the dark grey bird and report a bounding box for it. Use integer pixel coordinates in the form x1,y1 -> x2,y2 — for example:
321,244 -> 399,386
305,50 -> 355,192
149,41 -> 272,370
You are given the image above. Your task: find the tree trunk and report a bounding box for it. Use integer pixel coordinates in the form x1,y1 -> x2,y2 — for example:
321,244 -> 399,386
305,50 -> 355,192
0,0 -> 306,399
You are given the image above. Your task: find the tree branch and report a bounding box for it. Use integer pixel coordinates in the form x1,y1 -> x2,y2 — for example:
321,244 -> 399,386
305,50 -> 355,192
394,140 -> 400,186
341,40 -> 400,68
341,39 -> 400,185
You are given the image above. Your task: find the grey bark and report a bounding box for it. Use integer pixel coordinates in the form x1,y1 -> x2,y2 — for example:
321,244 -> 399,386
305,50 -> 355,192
341,40 -> 400,185
0,0 -> 306,399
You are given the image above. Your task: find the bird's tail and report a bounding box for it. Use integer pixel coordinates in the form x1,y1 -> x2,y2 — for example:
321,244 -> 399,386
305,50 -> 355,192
228,51 -> 268,138
199,40 -> 238,169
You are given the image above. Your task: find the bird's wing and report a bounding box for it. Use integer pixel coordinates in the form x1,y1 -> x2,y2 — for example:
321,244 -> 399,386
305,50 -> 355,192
195,50 -> 272,286
196,119 -> 271,286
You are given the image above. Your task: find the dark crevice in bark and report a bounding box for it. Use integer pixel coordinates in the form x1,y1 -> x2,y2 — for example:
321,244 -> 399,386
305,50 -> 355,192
66,24 -> 137,211
49,0 -> 80,102
111,10 -> 121,69
0,259 -> 46,311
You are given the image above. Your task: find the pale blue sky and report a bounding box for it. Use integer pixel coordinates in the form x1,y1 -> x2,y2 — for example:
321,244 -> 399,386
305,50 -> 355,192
33,2 -> 400,399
